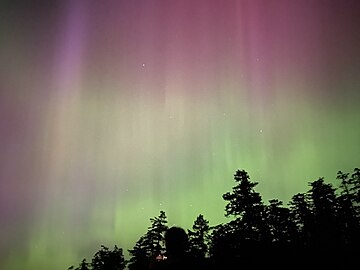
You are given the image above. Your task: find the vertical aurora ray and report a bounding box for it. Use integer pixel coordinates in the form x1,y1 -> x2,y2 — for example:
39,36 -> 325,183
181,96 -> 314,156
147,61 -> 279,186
1,1 -> 360,269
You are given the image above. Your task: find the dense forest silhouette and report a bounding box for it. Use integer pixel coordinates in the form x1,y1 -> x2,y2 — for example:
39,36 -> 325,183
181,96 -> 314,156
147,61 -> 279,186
68,167 -> 360,269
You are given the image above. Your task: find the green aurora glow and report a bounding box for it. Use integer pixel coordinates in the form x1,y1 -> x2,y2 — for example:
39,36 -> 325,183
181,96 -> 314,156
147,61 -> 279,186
0,1 -> 359,269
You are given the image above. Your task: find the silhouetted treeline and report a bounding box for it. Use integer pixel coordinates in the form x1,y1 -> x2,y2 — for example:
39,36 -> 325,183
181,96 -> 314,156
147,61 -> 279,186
68,167 -> 360,269
68,245 -> 126,270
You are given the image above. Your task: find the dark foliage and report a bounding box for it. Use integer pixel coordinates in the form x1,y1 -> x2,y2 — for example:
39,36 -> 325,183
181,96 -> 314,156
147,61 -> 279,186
68,245 -> 125,270
187,214 -> 211,259
127,211 -> 168,270
68,167 -> 360,269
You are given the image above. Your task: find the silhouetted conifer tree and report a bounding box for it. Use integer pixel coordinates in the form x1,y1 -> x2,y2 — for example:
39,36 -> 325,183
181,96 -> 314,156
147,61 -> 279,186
349,168 -> 360,211
127,211 -> 168,270
263,199 -> 298,264
266,199 -> 297,245
307,177 -> 342,264
68,258 -> 91,270
147,210 -> 168,255
187,214 -> 211,258
211,169 -> 268,267
208,222 -> 239,268
288,192 -> 314,247
92,245 -> 126,270
222,170 -> 267,242
127,236 -> 150,270
336,171 -> 360,246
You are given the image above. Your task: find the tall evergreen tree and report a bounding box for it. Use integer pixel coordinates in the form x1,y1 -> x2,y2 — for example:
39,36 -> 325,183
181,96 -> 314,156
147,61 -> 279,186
307,178 -> 341,253
349,168 -> 360,211
336,169 -> 360,252
266,199 -> 296,245
92,245 -> 126,270
208,222 -> 240,268
127,211 -> 168,270
288,192 -> 314,247
188,214 -> 211,258
127,236 -> 151,270
146,210 -> 168,255
212,169 -> 268,267
222,169 -> 267,242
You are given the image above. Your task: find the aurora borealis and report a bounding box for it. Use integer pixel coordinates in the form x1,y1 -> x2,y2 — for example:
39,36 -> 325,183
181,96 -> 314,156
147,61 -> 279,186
1,0 -> 360,269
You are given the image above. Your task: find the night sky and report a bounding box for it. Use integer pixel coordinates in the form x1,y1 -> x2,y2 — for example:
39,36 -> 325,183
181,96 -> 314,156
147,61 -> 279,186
1,1 -> 360,269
